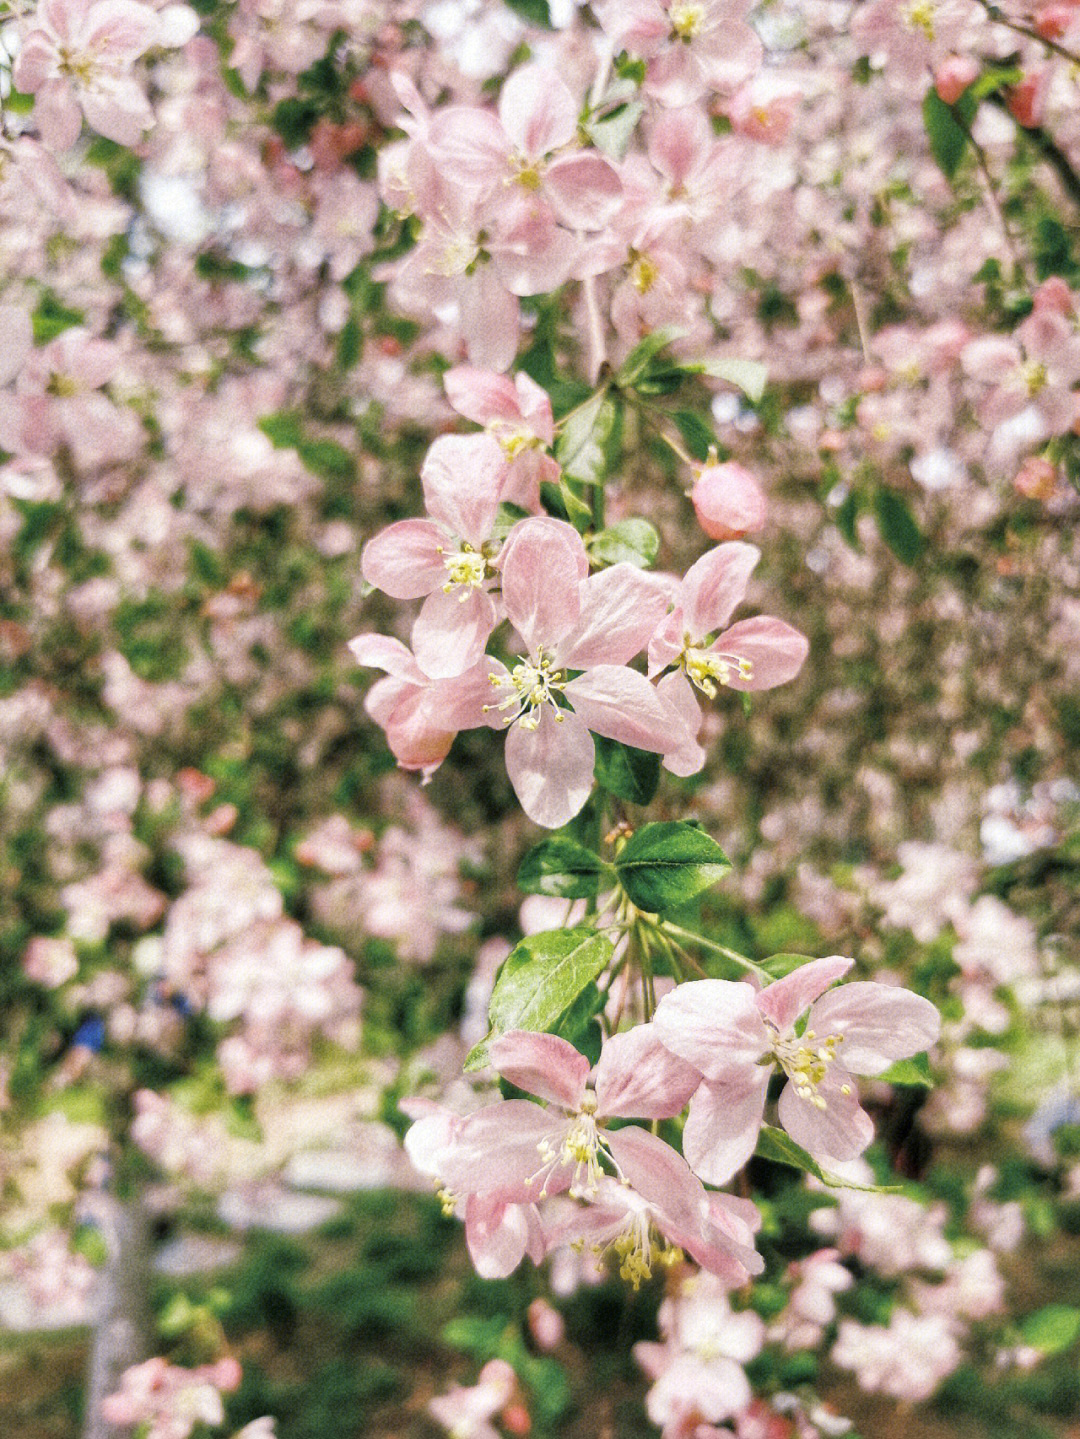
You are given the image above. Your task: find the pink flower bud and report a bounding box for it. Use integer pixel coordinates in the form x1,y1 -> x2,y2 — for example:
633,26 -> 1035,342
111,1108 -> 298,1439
690,462 -> 767,541
1006,71 -> 1050,128
934,57 -> 979,106
527,1298 -> 565,1352
1013,455 -> 1057,500
1032,276 -> 1074,317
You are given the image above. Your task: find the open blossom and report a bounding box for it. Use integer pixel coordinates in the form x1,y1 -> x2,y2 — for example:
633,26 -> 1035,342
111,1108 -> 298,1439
15,0 -> 163,151
429,1358 -> 517,1439
635,1273 -> 766,1432
409,1028 -> 761,1287
653,957 -> 941,1184
348,634 -> 496,779
595,0 -> 763,105
472,517 -> 679,827
360,434 -> 510,678
101,1356 -> 242,1439
443,365 -> 559,511
648,542 -> 809,776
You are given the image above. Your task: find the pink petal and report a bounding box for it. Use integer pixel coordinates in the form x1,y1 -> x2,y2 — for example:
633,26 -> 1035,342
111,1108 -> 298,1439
681,542 -> 760,638
777,1068 -> 874,1164
80,75 -> 155,148
0,307 -> 33,388
653,979 -> 768,1079
12,33 -> 58,95
420,433 -> 507,547
499,516 -> 585,652
427,104 -> 509,188
82,0 -> 159,55
498,65 -> 577,158
348,633 -> 424,682
440,1101 -> 570,1202
806,983 -> 942,1075
563,666 -> 682,753
444,367 -> 524,428
459,266 -> 519,373
656,671 -> 706,778
361,518 -> 447,598
381,686 -> 458,773
594,1023 -> 701,1119
713,616 -> 809,691
488,1030 -> 590,1108
557,565 -> 669,669
682,1070 -> 770,1185
34,79 -> 84,151
505,707 -> 595,829
514,371 -> 554,443
647,608 -> 685,678
647,105 -> 711,187
544,153 -> 623,230
755,955 -> 854,1034
464,1195 -> 534,1278
412,586 -> 497,679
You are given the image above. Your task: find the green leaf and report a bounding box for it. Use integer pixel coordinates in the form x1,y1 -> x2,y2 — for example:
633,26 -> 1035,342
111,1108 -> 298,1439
673,409 -> 717,462
922,88 -> 975,181
589,518 -> 660,569
540,477 -> 592,531
614,821 -> 730,914
697,357 -> 768,403
502,0 -> 552,26
584,100 -> 644,162
32,290 -> 86,345
517,838 -> 611,899
834,489 -> 860,548
759,952 -> 820,981
554,388 -> 615,485
616,326 -> 687,386
337,314 -> 363,369
878,1053 -> 933,1088
754,1126 -> 898,1191
258,410 -> 305,448
464,927 -> 614,1070
593,735 -> 661,806
550,981 -> 604,1066
297,438 -> 355,482
1020,1304 -> 1080,1355
874,487 -> 926,565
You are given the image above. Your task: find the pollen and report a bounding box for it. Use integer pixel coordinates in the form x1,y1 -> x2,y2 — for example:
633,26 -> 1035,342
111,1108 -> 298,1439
441,545 -> 488,595
769,1025 -> 845,1109
669,2 -> 705,40
900,0 -> 936,39
682,643 -> 753,699
486,647 -> 568,728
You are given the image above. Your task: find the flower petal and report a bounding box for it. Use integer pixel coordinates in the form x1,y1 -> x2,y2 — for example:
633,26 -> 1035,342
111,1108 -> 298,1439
755,955 -> 854,1034
777,1067 -> 874,1164
681,1070 -> 770,1186
505,706 -> 595,829
563,666 -> 682,753
594,1023 -> 701,1119
420,433 -> 507,547
713,616 -> 809,691
488,1030 -> 590,1108
412,586 -> 497,679
681,541 -> 760,638
361,518 -> 447,598
557,564 -> 670,669
499,516 -> 585,652
806,982 -> 942,1075
653,978 -> 768,1079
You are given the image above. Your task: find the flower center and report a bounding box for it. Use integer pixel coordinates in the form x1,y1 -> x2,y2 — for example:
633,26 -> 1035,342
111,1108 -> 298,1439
682,642 -> 753,698
1023,359 -> 1048,396
429,234 -> 483,278
509,153 -> 544,191
57,45 -> 98,84
484,648 -> 567,729
440,544 -> 488,595
630,253 -> 659,295
594,1211 -> 683,1291
768,1025 -> 847,1110
526,1092 -> 606,1199
46,372 -> 81,398
900,0 -> 936,39
670,2 -> 704,40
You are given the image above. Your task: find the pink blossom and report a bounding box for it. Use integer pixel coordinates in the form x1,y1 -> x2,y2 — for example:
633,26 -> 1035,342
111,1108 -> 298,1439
475,517 -> 679,827
348,634 -> 497,779
429,1358 -> 516,1439
15,0 -> 160,150
596,0 -> 763,105
647,542 -> 808,776
360,434 -> 510,678
443,365 -> 559,511
653,957 -> 941,1183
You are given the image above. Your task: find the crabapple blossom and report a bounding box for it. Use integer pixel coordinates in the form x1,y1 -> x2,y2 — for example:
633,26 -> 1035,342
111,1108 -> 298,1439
690,461 -> 768,541
360,433 -> 510,678
653,957 -> 941,1183
473,517 -> 681,827
14,0 -> 164,151
648,542 -> 809,776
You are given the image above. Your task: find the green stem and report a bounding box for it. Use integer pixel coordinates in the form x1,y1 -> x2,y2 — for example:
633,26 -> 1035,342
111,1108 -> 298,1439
659,922 -> 759,972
